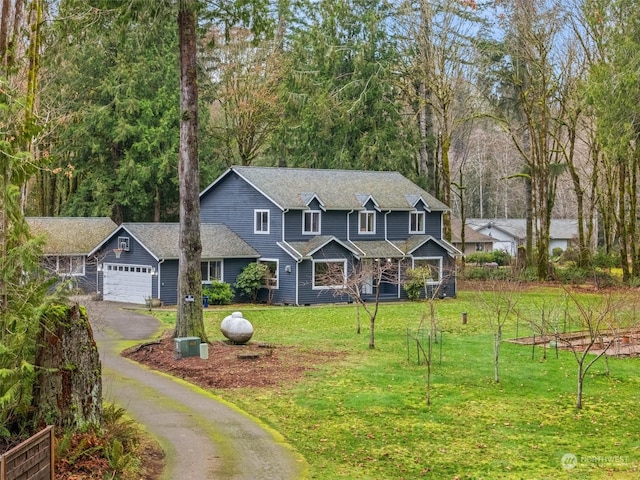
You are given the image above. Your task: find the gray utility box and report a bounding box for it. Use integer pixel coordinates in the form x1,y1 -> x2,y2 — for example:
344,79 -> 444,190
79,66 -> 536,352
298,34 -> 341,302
175,337 -> 201,358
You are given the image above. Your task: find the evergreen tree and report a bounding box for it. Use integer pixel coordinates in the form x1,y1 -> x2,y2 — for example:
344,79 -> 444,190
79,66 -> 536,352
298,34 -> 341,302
36,1 -> 182,222
271,0 -> 412,173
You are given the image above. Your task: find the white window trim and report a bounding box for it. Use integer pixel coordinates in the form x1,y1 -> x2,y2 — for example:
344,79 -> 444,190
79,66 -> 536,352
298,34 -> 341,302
201,259 -> 223,283
412,256 -> 442,284
312,259 -> 347,290
54,255 -> 85,277
254,209 -> 270,234
409,211 -> 425,234
302,210 -> 321,235
359,210 -> 376,235
258,258 -> 279,289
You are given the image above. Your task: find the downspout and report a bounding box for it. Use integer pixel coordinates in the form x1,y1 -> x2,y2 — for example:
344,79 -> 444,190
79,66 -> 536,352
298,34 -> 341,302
157,258 -> 165,299
282,209 -> 289,241
282,209 -> 289,305
346,210 -> 354,243
95,256 -> 100,294
384,210 -> 391,241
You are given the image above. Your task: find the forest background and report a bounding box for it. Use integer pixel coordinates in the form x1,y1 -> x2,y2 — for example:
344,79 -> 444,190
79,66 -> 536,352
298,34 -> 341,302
2,0 -> 640,282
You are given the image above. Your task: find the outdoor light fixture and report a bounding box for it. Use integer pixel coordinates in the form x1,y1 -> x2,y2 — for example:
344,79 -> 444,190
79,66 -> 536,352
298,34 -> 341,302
97,264 -> 103,272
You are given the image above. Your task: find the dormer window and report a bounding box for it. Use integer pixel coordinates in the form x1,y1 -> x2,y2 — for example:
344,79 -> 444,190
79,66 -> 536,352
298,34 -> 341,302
409,211 -> 425,234
359,211 -> 376,234
303,210 -> 321,235
254,209 -> 270,234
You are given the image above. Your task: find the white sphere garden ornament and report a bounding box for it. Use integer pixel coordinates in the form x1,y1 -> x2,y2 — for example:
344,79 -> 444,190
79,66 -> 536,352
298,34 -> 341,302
220,311 -> 254,344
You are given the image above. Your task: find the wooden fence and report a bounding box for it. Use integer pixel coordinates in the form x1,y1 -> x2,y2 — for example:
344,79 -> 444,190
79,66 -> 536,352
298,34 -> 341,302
0,426 -> 54,480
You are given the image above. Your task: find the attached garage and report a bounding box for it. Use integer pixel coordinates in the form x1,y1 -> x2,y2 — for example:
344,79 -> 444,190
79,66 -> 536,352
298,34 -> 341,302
91,223 -> 259,305
103,263 -> 153,304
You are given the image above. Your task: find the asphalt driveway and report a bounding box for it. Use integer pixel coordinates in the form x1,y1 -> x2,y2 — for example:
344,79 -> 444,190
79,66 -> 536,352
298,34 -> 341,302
84,299 -> 306,480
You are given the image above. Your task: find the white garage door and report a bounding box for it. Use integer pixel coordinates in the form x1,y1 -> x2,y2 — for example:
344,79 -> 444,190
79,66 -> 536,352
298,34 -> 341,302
103,263 -> 153,304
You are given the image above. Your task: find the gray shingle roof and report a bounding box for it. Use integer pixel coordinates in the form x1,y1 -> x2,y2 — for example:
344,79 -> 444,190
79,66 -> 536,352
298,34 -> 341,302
349,240 -> 405,258
121,223 -> 259,259
466,218 -> 578,240
392,236 -> 462,256
283,237 -> 410,260
450,218 -> 495,244
26,217 -> 117,255
209,166 -> 449,211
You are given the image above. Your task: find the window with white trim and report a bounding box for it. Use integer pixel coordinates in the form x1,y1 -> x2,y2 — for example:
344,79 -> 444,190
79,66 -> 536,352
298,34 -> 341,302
313,259 -> 347,289
258,259 -> 279,289
201,260 -> 223,282
409,211 -> 425,234
47,255 -> 85,276
412,257 -> 442,284
254,209 -> 270,234
303,210 -> 321,235
359,211 -> 376,234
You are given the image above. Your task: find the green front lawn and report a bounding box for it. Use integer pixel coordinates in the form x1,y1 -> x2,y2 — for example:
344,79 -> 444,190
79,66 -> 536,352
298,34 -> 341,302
155,287 -> 640,479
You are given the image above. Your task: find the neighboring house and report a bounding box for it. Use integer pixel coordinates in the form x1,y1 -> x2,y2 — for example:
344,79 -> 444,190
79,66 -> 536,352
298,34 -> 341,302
88,223 -> 259,304
450,218 -> 494,255
199,166 -> 461,305
465,218 -> 579,256
26,217 -> 117,293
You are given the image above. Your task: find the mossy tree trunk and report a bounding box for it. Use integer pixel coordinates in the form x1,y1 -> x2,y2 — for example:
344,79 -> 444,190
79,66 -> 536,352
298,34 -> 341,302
175,0 -> 205,341
33,304 -> 102,431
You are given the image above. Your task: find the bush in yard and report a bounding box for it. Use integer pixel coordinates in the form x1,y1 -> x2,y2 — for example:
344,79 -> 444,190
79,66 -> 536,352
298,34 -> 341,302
592,248 -> 620,269
465,249 -> 511,266
403,267 -> 432,301
556,266 -> 587,284
202,281 -> 233,305
234,263 -> 268,302
465,252 -> 494,265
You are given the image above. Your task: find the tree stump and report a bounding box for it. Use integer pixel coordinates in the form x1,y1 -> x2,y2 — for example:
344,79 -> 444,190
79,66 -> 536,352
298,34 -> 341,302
33,304 -> 102,430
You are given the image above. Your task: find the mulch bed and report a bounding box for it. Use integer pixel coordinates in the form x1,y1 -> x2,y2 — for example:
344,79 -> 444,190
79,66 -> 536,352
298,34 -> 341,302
122,332 -> 345,390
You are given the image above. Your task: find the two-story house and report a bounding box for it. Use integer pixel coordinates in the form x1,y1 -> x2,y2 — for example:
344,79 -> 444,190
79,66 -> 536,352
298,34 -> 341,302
200,166 -> 461,305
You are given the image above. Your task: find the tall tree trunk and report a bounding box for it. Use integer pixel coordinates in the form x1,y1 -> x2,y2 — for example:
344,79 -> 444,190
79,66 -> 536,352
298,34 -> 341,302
629,151 -> 639,278
418,81 -> 430,179
33,305 -> 102,430
441,131 -> 452,241
417,0 -> 434,191
617,161 -> 630,282
175,0 -> 205,340
0,0 -> 9,66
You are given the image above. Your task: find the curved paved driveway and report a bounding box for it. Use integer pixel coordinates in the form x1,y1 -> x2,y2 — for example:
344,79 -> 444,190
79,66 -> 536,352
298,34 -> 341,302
85,299 -> 306,480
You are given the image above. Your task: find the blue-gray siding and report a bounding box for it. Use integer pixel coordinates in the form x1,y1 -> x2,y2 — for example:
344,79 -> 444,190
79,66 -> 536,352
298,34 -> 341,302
158,260 -> 179,304
200,171 -> 282,248
199,170 -> 455,305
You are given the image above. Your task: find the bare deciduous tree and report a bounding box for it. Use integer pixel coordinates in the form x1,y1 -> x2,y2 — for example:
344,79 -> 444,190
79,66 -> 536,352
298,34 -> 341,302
315,258 -> 399,349
480,280 -> 520,383
558,290 -> 623,409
